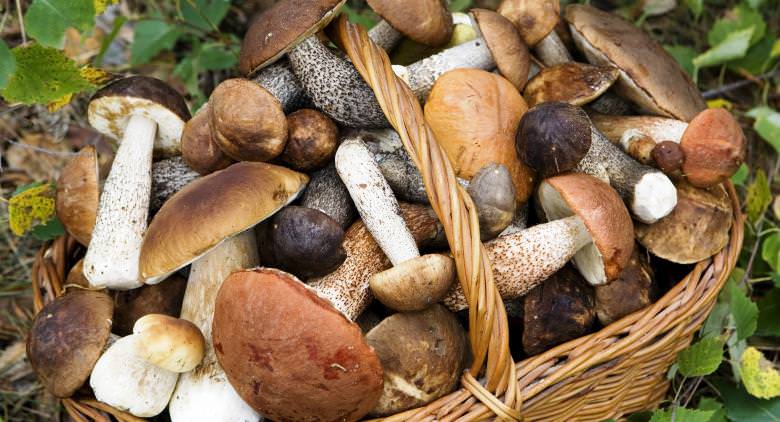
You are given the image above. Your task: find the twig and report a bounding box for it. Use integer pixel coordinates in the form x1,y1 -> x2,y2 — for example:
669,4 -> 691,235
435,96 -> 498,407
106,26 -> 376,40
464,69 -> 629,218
702,69 -> 780,99
14,0 -> 24,44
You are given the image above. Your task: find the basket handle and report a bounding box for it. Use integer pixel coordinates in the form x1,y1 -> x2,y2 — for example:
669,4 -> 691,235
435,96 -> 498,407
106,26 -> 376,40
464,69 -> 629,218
335,16 -> 522,421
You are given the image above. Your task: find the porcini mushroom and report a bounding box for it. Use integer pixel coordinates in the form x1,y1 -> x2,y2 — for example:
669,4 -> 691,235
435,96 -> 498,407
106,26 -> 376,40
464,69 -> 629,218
498,0 -> 572,66
132,314 -> 205,372
213,268 -> 384,422
523,62 -> 620,107
56,145 -> 99,246
516,102 -> 677,223
566,4 -> 705,120
84,76 -> 190,290
181,104 -> 233,175
280,108 -> 339,171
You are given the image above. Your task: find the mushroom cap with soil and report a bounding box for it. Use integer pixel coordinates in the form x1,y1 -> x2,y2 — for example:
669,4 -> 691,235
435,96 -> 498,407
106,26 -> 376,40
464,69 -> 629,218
26,289 -> 113,398
280,108 -> 339,171
565,4 -> 705,121
523,62 -> 620,107
366,0 -> 453,47
112,273 -> 187,336
369,254 -> 456,312
213,268 -> 384,422
181,104 -> 234,175
425,68 -> 534,204
56,145 -> 99,246
140,161 -> 308,283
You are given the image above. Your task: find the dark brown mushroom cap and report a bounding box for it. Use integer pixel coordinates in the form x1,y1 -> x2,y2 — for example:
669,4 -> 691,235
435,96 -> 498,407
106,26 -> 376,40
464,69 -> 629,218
209,78 -> 288,162
366,304 -> 466,416
239,0 -> 346,76
652,141 -> 685,174
112,273 -> 187,336
367,0 -> 453,47
472,8 -> 530,90
523,62 -> 619,107
594,247 -> 655,325
680,108 -> 746,187
268,206 -> 346,278
213,268 -> 383,422
540,173 -> 634,283
516,102 -> 592,178
26,289 -> 113,398
636,181 -> 732,264
181,104 -> 234,175
281,108 -> 339,172
565,4 -> 705,121
140,162 -> 308,282
88,76 -> 191,156
497,0 -> 560,46
56,146 -> 99,246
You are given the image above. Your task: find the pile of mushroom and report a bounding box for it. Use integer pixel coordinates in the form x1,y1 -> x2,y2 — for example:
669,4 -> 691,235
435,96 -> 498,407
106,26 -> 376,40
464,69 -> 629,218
30,1 -> 745,421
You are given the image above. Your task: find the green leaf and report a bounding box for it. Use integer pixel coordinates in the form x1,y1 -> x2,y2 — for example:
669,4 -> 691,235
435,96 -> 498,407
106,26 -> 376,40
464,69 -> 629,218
757,289 -> 780,336
702,302 -> 731,338
729,36 -> 779,76
747,107 -> 780,154
448,0 -> 473,12
694,27 -> 755,69
665,45 -> 698,75
685,0 -> 703,19
763,233 -> 780,271
94,15 -> 126,66
678,336 -> 725,376
130,20 -> 181,66
30,217 -> 65,241
746,168 -> 772,224
698,398 -> 727,422
745,0 -> 765,8
24,0 -> 95,48
1,44 -> 93,105
0,40 -> 15,89
772,40 -> 780,59
713,379 -> 780,422
198,42 -> 237,70
649,408 -> 716,422
707,5 -> 766,47
341,4 -> 379,29
741,347 -> 780,399
179,0 -> 231,32
729,282 -> 759,341
732,164 -> 749,186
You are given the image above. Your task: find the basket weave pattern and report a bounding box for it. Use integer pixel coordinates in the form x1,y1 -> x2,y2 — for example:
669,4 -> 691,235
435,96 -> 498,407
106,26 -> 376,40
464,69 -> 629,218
29,17 -> 744,422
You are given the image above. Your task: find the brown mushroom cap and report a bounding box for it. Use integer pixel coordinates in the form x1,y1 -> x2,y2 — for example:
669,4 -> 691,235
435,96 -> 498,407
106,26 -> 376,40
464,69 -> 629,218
56,146 -> 99,246
472,8 -> 530,90
653,141 -> 685,175
523,62 -> 619,107
636,181 -> 732,264
366,304 -> 467,416
280,108 -> 339,171
369,254 -> 456,312
565,4 -> 705,121
210,78 -> 288,162
680,108 -> 746,187
425,68 -> 534,204
213,268 -> 383,422
539,173 -> 634,284
239,0 -> 346,76
594,247 -> 655,325
497,0 -> 560,46
27,289 -> 113,397
140,162 -> 308,282
112,273 -> 187,336
181,104 -> 234,175
366,0 -> 453,47
88,76 -> 191,157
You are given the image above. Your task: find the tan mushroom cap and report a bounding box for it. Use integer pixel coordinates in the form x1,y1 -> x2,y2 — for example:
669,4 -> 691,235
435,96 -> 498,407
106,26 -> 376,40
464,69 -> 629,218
133,314 -> 205,372
540,173 -> 634,283
680,108 -> 746,187
140,162 -> 308,282
213,268 -> 383,422
565,4 -> 705,121
56,146 -> 99,246
472,8 -> 530,90
636,181 -> 732,264
26,289 -> 113,398
239,0 -> 346,76
369,254 -> 456,312
497,0 -> 560,46
181,104 -> 234,175
367,0 -> 453,47
523,62 -> 619,107
425,68 -> 534,204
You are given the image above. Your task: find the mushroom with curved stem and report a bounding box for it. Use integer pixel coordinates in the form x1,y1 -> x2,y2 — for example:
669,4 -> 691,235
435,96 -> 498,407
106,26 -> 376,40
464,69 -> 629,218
523,62 -> 620,107
516,102 -> 678,224
498,0 -> 572,66
301,163 -> 358,229
566,4 -> 705,120
84,76 -> 190,290
56,145 -> 99,246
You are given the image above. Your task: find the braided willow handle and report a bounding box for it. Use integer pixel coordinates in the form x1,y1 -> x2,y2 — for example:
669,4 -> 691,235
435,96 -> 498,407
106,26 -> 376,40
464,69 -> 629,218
335,16 -> 522,421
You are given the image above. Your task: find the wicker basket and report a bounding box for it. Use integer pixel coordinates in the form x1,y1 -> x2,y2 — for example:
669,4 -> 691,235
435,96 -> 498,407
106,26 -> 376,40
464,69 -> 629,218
29,16 -> 744,422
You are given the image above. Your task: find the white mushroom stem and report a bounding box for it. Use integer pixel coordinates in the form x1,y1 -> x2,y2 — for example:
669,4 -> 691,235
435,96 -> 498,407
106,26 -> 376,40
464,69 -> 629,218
335,138 -> 419,266
168,231 -> 260,422
534,30 -> 572,66
83,114 -> 155,290
368,19 -> 404,51
443,215 -> 591,311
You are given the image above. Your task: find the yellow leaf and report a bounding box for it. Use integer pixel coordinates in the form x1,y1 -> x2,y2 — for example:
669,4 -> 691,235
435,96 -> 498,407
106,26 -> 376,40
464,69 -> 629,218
79,65 -> 111,85
94,0 -> 118,15
47,93 -> 73,112
707,98 -> 734,110
8,184 -> 56,236
741,347 -> 780,399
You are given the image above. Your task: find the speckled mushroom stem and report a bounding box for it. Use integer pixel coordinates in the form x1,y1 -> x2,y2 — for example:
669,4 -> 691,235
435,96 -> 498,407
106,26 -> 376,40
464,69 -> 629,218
442,215 -> 591,311
534,30 -> 572,66
367,19 -> 404,51
251,59 -> 307,113
301,164 -> 357,229
83,114 -> 155,290
168,231 -> 260,422
150,156 -> 199,214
